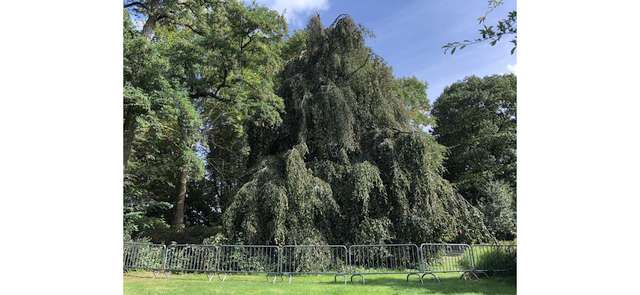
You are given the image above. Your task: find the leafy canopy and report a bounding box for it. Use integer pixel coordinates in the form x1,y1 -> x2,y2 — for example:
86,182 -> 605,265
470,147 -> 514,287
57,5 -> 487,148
223,15 -> 493,245
432,74 -> 516,239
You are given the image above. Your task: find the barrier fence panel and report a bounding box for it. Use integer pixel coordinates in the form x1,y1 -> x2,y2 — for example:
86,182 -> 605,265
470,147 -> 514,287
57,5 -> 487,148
280,245 -> 349,283
470,244 -> 517,275
348,244 -> 423,284
123,242 -> 517,284
216,245 -> 280,282
420,243 -> 474,281
123,242 -> 166,274
164,244 -> 218,279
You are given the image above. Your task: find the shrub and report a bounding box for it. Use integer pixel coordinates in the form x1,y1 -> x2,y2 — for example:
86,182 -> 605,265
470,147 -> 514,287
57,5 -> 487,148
139,221 -> 222,244
477,181 -> 516,240
461,245 -> 516,276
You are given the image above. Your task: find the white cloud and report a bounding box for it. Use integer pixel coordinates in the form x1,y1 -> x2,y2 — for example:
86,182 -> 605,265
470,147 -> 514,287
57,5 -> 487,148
506,63 -> 517,74
257,0 -> 329,25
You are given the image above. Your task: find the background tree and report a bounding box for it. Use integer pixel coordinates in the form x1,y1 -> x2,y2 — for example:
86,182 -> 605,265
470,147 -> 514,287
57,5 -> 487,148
124,0 -> 287,241
123,85 -> 204,233
123,10 -> 166,170
123,0 -> 205,170
154,0 -> 288,227
395,77 -> 435,130
432,74 -> 516,239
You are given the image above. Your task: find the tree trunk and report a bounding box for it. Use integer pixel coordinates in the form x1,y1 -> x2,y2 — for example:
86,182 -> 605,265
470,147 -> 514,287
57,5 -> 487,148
142,14 -> 158,40
123,112 -> 137,170
173,167 -> 189,230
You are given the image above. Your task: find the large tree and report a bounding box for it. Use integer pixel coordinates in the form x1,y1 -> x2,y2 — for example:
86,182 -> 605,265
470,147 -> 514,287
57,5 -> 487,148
124,0 -> 287,237
432,74 -> 516,239
222,15 -> 492,245
123,0 -> 204,170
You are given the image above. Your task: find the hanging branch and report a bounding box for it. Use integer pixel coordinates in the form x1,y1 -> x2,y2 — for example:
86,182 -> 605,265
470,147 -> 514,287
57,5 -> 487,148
443,5 -> 516,55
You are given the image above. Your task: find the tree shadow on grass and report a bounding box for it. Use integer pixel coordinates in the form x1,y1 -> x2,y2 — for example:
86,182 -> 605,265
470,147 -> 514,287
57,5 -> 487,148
321,276 -> 516,294
124,272 -> 516,294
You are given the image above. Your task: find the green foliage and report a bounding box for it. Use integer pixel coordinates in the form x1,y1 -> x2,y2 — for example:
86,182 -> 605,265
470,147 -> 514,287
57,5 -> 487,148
123,10 -> 171,93
224,15 -> 493,245
223,143 -> 338,245
124,0 -> 287,240
443,1 -> 516,55
124,86 -> 204,197
137,219 -> 222,244
124,1 -> 512,245
461,246 -> 517,276
124,6 -> 206,236
202,233 -> 228,245
433,74 -> 516,199
395,77 -> 435,129
432,74 -> 516,240
280,30 -> 308,64
477,181 -> 516,240
161,0 -> 289,220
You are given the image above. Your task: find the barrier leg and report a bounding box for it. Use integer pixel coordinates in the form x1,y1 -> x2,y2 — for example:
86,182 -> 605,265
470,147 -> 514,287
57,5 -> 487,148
475,270 -> 489,279
421,272 -> 440,283
406,273 -> 423,284
461,271 -> 480,280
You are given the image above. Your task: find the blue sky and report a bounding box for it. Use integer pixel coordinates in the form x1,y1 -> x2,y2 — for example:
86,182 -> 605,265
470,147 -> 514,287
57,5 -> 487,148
255,0 -> 516,103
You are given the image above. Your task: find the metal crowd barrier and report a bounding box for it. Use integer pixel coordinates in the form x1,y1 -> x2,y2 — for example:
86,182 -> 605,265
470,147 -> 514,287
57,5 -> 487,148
280,245 -> 349,283
348,244 -> 423,284
420,243 -> 475,281
123,242 -> 516,283
469,244 -> 517,276
164,244 -> 218,280
216,245 -> 280,283
123,242 -> 166,276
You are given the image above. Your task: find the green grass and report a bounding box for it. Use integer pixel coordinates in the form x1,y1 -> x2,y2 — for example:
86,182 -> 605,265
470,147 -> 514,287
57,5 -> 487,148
124,271 -> 516,295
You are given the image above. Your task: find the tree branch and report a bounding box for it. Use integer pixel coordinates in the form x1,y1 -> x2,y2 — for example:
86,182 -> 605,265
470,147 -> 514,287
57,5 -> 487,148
124,1 -> 148,10
345,54 -> 371,81
190,89 -> 230,102
240,33 -> 255,51
164,16 -> 206,35
214,66 -> 230,97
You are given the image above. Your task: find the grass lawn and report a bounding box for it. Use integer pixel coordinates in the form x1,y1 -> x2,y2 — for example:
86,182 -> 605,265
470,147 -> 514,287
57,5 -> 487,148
124,271 -> 516,294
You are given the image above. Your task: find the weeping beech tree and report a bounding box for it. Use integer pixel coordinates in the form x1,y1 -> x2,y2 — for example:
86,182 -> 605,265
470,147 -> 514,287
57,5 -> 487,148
223,15 -> 492,245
